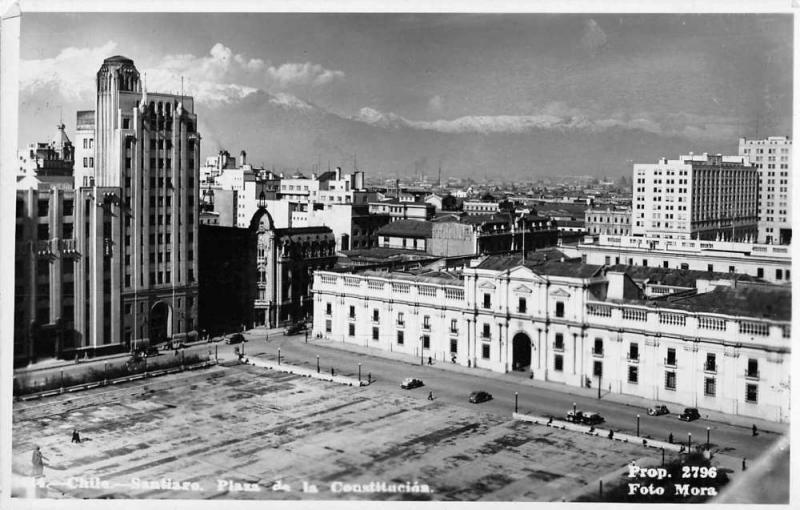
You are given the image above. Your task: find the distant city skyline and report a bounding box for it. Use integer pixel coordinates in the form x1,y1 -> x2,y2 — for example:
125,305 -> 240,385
19,12 -> 792,178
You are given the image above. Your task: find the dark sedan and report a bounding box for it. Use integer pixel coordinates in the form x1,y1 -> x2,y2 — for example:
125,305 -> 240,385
678,407 -> 701,421
469,391 -> 493,404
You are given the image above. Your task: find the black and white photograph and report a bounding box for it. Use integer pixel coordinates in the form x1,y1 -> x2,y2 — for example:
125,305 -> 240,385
0,1 -> 794,506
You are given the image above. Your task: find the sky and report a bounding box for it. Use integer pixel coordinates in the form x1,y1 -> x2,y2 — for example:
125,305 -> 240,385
18,12 -> 793,179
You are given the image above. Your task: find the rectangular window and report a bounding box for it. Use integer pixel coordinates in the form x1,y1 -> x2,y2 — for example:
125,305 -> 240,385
372,309 -> 379,322
666,347 -> 676,366
554,354 -> 563,371
450,339 -> 458,353
628,342 -> 639,361
705,353 -> 716,372
397,312 -> 404,326
518,297 -> 527,313
325,319 -> 332,333
482,343 -> 490,359
555,301 -> 564,318
348,323 -> 355,337
372,327 -> 379,341
745,384 -> 758,403
349,305 -> 355,319
482,323 -> 491,338
704,377 -> 716,397
593,361 -> 603,377
747,358 -> 759,379
707,264 -> 713,273
628,366 -> 638,383
483,293 -> 491,309
776,269 -> 783,280
397,331 -> 404,345
450,319 -> 457,333
325,303 -> 332,315
422,335 -> 430,349
665,371 -> 676,390
423,315 -> 430,330
554,333 -> 564,350
593,338 -> 603,356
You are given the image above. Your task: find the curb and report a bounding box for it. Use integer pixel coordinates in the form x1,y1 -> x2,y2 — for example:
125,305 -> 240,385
243,357 -> 368,387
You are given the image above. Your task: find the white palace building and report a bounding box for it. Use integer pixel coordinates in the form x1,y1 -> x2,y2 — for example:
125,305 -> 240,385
312,254 -> 791,422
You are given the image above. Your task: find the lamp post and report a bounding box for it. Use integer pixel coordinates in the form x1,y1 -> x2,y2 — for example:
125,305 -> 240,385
515,392 -> 519,413
598,372 -> 602,399
316,355 -> 320,373
358,363 -> 362,382
706,427 -> 711,449
636,414 -> 640,437
420,336 -> 424,366
688,432 -> 692,450
573,402 -> 577,415
278,348 -> 281,365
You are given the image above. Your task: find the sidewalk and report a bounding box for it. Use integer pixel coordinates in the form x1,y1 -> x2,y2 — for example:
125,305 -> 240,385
305,335 -> 789,435
13,327 -> 287,376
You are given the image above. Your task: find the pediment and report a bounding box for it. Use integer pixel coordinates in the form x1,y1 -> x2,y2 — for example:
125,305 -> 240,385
507,265 -> 546,283
512,284 -> 533,294
478,280 -> 496,290
550,288 -> 571,298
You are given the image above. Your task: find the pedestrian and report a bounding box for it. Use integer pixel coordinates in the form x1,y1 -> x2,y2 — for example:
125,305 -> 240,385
428,356 -> 432,365
428,391 -> 434,401
367,372 -> 372,383
668,433 -> 674,444
608,430 -> 614,440
742,458 -> 747,471
331,367 -> 335,376
451,355 -> 456,364
71,429 -> 81,444
31,446 -> 46,477
752,424 -> 758,437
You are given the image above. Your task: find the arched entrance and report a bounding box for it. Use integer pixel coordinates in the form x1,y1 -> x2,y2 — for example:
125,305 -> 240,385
149,301 -> 172,346
512,332 -> 532,371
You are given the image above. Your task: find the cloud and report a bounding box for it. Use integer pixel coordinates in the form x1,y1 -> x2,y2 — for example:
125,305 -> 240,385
352,103 -> 740,142
581,18 -> 608,54
428,95 -> 444,113
20,41 -> 119,101
21,41 -> 344,107
266,62 -> 345,88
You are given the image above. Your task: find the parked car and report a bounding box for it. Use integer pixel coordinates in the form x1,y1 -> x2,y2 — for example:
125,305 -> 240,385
401,377 -> 424,389
225,333 -> 246,344
566,410 -> 604,425
647,405 -> 670,416
678,407 -> 701,422
469,391 -> 493,403
283,322 -> 308,336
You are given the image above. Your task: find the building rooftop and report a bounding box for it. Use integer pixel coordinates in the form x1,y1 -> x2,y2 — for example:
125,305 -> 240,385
360,269 -> 464,285
273,226 -> 333,236
667,286 -> 791,321
340,247 -> 437,260
475,252 -> 599,278
376,219 -> 434,238
607,265 -> 766,288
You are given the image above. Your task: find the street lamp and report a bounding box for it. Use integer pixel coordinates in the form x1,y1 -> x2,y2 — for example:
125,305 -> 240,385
316,355 -> 320,373
358,363 -> 362,382
636,414 -> 640,437
278,348 -> 281,365
688,432 -> 692,450
515,392 -> 519,413
573,402 -> 577,415
420,336 -> 424,366
706,427 -> 711,449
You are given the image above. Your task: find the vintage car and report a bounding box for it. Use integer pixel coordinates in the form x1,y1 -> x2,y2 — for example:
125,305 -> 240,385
647,405 -> 670,416
401,377 -> 424,389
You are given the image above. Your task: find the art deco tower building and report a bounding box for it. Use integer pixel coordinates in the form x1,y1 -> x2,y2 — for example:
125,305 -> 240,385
81,55 -> 200,351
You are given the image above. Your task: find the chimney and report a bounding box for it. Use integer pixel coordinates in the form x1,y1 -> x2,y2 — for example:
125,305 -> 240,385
239,150 -> 247,167
335,166 -> 342,180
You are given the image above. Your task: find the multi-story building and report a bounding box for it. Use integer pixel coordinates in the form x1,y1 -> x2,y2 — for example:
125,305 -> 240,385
463,200 -> 500,215
631,153 -> 759,241
74,111 -> 96,188
566,234 -> 792,285
17,122 -> 75,178
312,256 -> 791,422
738,136 -> 792,245
368,198 -> 434,222
14,55 -> 200,364
585,207 -> 631,236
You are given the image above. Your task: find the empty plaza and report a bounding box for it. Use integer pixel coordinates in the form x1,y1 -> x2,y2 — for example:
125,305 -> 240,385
12,362 -> 663,501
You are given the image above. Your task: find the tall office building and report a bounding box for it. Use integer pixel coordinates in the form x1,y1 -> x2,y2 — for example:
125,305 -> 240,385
738,136 -> 792,245
14,55 -> 200,364
631,153 -> 758,241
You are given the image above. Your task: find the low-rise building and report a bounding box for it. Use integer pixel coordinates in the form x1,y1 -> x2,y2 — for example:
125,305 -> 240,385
312,256 -> 790,422
585,207 -> 631,236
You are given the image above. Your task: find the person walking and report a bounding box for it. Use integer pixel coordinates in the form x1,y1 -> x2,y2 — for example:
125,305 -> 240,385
428,391 -> 434,401
71,429 -> 81,444
752,424 -> 758,437
427,356 -> 433,366
31,446 -> 46,477
668,433 -> 674,444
